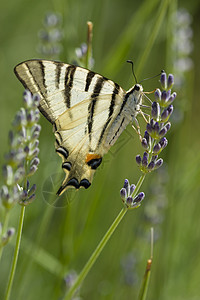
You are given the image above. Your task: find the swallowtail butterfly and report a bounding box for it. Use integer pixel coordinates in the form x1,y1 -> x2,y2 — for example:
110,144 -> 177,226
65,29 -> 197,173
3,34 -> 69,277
14,60 -> 144,195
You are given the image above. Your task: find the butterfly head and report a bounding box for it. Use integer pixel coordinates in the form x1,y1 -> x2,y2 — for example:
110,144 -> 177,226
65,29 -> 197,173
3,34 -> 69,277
125,83 -> 143,117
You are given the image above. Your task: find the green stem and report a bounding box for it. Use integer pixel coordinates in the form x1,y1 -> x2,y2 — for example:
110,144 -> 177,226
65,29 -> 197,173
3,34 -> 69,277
138,259 -> 152,300
5,205 -> 25,300
64,207 -> 127,300
0,209 -> 10,260
64,174 -> 146,300
133,173 -> 146,197
85,21 -> 93,69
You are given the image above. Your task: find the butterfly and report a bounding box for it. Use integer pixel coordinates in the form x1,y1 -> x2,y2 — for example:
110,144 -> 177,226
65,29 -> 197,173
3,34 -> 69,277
14,60 -> 144,195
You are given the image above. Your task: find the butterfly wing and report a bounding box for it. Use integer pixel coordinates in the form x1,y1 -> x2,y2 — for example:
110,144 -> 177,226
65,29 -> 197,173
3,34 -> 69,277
14,60 -> 127,195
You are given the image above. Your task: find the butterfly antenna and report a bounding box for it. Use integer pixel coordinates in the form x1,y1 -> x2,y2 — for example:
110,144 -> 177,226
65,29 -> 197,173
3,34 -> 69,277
127,60 -> 138,84
139,70 -> 164,84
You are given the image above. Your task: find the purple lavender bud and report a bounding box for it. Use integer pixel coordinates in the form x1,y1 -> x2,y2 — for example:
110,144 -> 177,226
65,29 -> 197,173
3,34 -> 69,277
165,122 -> 171,131
33,94 -> 40,107
151,102 -> 160,120
150,118 -> 155,128
12,113 -> 22,127
155,158 -> 163,169
81,43 -> 87,55
168,92 -> 176,104
161,109 -> 169,122
64,271 -> 77,288
133,192 -> 145,204
28,184 -> 36,197
18,108 -> 27,126
24,145 -> 30,154
151,155 -> 158,162
31,157 -> 40,166
123,179 -> 130,195
1,185 -> 9,200
142,152 -> 148,167
159,127 -> 167,138
154,89 -> 161,101
123,179 -> 129,190
2,165 -> 13,186
31,124 -> 41,139
27,193 -> 36,203
23,90 -> 32,107
161,91 -> 168,103
34,111 -> 40,122
120,188 -> 127,200
146,123 -> 152,134
167,74 -> 174,90
28,165 -> 38,176
159,122 -> 171,138
141,138 -> 148,149
26,180 -> 30,190
144,131 -> 150,144
7,228 -> 15,237
154,122 -> 160,134
136,155 -> 142,165
160,72 -> 167,90
31,131 -> 40,140
14,167 -> 25,183
19,127 -> 26,139
1,227 -> 15,245
31,148 -> 40,158
153,143 -> 161,154
148,161 -> 155,170
130,184 -> 136,195
32,124 -> 41,133
27,111 -> 34,123
126,196 -> 133,206
159,137 -> 168,149
167,105 -> 173,117
33,140 -> 39,148
8,131 -> 14,147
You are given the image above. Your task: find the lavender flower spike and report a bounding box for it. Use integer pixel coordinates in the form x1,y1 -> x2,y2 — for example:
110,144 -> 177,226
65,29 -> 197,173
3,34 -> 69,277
120,180 -> 144,209
135,71 -> 176,174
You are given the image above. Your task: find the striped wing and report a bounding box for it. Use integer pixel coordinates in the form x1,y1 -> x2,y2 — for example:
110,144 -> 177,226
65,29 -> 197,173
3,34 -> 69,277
14,60 -> 126,195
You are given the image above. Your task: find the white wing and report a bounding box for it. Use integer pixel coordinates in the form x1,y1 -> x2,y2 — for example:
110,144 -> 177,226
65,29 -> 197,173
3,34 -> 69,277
14,60 -> 129,195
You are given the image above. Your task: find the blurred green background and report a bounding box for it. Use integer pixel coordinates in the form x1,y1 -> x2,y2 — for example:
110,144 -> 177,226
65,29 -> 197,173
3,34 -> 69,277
1,0 -> 200,299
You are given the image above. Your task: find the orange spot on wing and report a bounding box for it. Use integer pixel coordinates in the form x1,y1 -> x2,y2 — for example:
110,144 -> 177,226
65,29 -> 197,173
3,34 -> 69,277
85,153 -> 102,163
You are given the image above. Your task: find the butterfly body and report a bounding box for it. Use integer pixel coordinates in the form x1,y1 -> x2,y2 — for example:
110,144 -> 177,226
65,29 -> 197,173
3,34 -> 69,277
14,60 -> 143,195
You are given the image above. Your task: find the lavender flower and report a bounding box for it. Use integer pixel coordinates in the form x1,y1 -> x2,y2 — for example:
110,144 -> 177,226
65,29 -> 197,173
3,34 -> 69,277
120,179 -> 145,209
37,12 -> 63,59
172,8 -> 193,87
136,72 -> 176,174
0,90 -> 41,209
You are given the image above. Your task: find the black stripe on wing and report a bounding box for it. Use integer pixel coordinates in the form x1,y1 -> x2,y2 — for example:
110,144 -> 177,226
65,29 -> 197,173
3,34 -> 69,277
64,65 -> 77,109
55,62 -> 64,89
97,82 -> 120,146
87,76 -> 108,142
85,71 -> 95,92
24,61 -> 46,99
